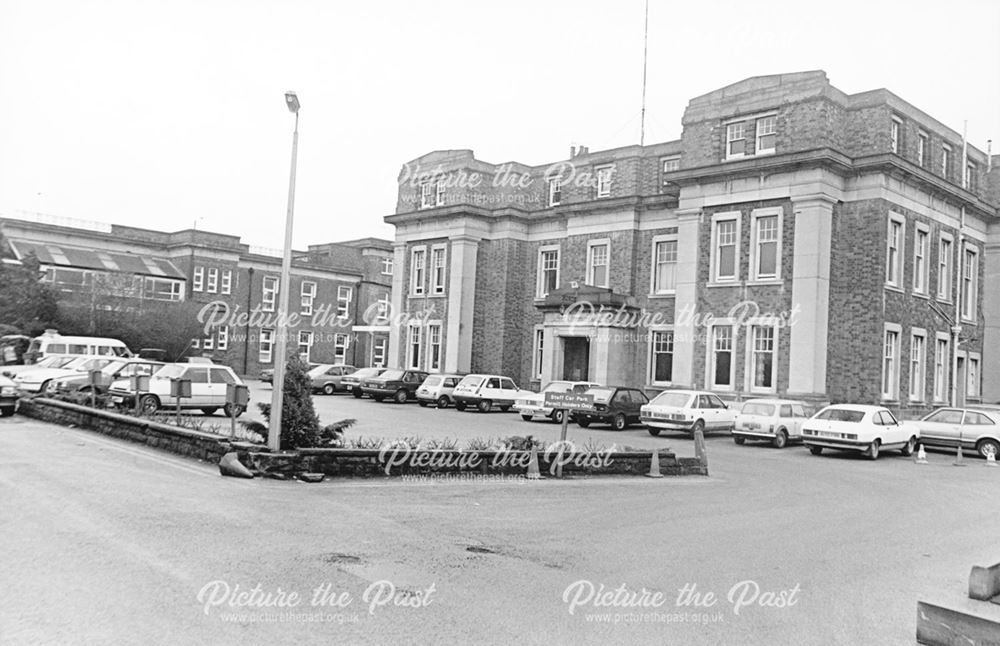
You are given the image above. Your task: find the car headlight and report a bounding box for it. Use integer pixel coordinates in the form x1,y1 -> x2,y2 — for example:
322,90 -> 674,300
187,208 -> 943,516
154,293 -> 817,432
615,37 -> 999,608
1,386 -> 15,396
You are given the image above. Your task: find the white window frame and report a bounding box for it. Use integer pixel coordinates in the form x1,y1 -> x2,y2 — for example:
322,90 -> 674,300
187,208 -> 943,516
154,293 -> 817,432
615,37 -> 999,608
410,246 -> 426,296
650,234 -> 678,295
426,322 -> 442,372
202,333 -> 214,351
941,144 -> 952,178
909,328 -> 926,402
430,244 -> 447,295
435,181 -> 445,206
961,244 -> 978,322
648,328 -> 674,386
192,266 -> 204,292
917,131 -> 928,167
745,321 -> 778,394
532,326 -> 544,380
890,116 -> 902,154
216,325 -> 228,351
707,323 -> 736,391
536,245 -> 560,298
885,213 -> 905,289
912,224 -> 929,295
371,337 -> 387,368
586,239 -> 610,288
207,267 -> 218,293
420,183 -> 433,209
661,156 -> 680,174
937,232 -> 953,301
376,293 -> 391,322
548,178 -> 562,206
933,333 -> 950,404
262,276 -> 278,312
749,207 -> 782,282
337,286 -> 353,318
595,165 -> 613,198
967,352 -> 981,399
406,324 -> 422,370
966,161 -> 976,191
259,328 -> 274,364
725,121 -> 746,160
755,115 -> 776,155
710,211 -> 741,284
298,330 -> 314,363
301,281 -> 317,315
381,256 -> 394,276
333,333 -> 349,364
220,269 -> 232,295
882,323 -> 902,401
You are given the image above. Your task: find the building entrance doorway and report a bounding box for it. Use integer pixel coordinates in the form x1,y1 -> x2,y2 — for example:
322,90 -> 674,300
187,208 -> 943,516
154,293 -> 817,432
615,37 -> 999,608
562,337 -> 590,381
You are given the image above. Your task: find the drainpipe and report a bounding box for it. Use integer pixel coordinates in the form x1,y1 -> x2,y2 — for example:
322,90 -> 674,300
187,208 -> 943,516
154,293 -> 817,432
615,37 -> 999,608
243,267 -> 254,375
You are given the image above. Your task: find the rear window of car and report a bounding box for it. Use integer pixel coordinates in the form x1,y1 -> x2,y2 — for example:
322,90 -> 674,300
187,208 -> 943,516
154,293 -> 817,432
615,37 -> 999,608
650,392 -> 691,408
380,370 -> 404,380
741,402 -> 775,416
423,376 -> 441,387
815,408 -> 865,423
457,376 -> 485,389
587,388 -> 615,403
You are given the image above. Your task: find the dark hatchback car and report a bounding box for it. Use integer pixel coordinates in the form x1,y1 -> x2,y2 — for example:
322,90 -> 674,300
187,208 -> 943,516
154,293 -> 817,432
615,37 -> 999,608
343,367 -> 388,398
572,386 -> 650,431
361,369 -> 429,403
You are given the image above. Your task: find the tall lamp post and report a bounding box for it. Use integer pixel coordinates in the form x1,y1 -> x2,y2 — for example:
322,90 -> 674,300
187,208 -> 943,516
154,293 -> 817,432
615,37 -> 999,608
267,91 -> 301,451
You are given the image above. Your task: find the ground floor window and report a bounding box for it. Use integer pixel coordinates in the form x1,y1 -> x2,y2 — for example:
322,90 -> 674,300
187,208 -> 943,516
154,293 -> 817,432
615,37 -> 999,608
372,337 -> 387,368
259,329 -> 274,364
749,325 -> 775,391
334,333 -> 349,364
298,331 -> 314,363
533,328 -> 544,379
968,354 -> 981,399
882,326 -> 900,400
650,330 -> 673,384
407,325 -> 422,369
909,331 -> 925,402
427,324 -> 441,371
933,336 -> 949,402
710,326 -> 733,388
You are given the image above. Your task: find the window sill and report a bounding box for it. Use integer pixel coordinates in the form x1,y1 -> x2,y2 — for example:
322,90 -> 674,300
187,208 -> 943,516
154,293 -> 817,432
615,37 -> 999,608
911,291 -> 930,300
706,281 -> 741,289
746,278 -> 782,287
883,285 -> 904,294
960,318 -> 978,326
646,292 -> 676,299
935,297 -> 952,305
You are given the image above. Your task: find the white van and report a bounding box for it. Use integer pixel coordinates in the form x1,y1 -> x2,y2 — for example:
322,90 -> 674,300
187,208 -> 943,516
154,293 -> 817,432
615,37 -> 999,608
25,330 -> 132,364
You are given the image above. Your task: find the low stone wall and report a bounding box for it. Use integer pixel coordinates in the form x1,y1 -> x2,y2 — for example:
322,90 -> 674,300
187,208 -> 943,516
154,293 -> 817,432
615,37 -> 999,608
17,398 -> 236,463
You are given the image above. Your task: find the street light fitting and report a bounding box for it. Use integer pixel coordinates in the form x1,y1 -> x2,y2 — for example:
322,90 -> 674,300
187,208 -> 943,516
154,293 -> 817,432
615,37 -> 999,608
285,91 -> 300,113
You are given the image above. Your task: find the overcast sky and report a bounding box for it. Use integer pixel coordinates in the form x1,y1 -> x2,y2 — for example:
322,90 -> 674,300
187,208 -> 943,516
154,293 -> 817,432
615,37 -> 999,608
1,0 -> 998,250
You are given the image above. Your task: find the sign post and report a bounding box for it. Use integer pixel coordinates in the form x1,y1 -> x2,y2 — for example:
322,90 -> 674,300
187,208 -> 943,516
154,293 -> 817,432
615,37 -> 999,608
131,374 -> 150,416
544,391 -> 595,478
226,383 -> 250,439
170,378 -> 192,425
87,370 -> 109,408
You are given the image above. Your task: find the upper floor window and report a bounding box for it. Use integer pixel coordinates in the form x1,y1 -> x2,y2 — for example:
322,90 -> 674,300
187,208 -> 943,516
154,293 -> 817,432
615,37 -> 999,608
917,131 -> 928,167
376,293 -> 390,321
537,246 -> 560,298
587,240 -> 610,288
726,122 -> 746,159
431,245 -> 447,294
337,286 -> 353,318
966,162 -> 977,191
885,215 -> 905,288
192,266 -> 204,292
595,166 -> 613,198
435,181 -> 445,206
913,225 -> 928,295
651,237 -> 677,294
711,213 -> 740,283
750,209 -> 781,281
961,246 -> 978,322
220,269 -> 232,295
938,234 -> 953,301
207,267 -> 219,293
548,178 -> 562,206
661,157 -> 680,173
381,256 -> 394,276
755,116 -> 776,155
262,276 -> 278,312
890,116 -> 902,154
410,247 -> 426,295
419,183 -> 434,209
301,281 -> 316,315
941,144 -> 952,179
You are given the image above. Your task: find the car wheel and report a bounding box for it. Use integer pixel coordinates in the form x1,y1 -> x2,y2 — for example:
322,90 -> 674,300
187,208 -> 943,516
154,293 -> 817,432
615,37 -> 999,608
867,439 -> 881,460
551,409 -> 565,424
477,400 -> 492,413
900,435 -> 916,456
323,383 -> 336,396
352,388 -> 362,399
394,390 -> 408,404
201,407 -> 218,416
140,394 -> 160,414
692,419 -> 705,435
0,407 -> 13,417
521,414 -> 533,422
418,401 -> 428,407
976,438 -> 1000,460
223,403 -> 244,418
436,396 -> 449,409
612,413 -> 627,431
647,427 -> 660,436
772,429 -> 788,449
734,436 -> 746,445
455,402 -> 467,411
39,380 -> 51,395
577,419 -> 591,428
809,445 -> 823,455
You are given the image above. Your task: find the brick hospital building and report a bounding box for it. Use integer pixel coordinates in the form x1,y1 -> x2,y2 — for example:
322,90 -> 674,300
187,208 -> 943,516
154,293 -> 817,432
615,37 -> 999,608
385,71 -> 1000,411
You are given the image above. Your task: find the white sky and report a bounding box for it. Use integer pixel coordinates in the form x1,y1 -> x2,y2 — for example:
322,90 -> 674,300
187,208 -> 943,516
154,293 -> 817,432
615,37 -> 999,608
1,0 -> 998,249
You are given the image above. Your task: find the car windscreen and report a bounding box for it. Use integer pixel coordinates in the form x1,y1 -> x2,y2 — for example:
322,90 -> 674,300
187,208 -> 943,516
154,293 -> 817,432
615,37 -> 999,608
101,361 -> 129,374
541,381 -> 572,393
154,365 -> 186,379
379,370 -> 404,380
650,392 -> 691,407
741,402 -> 776,416
308,365 -> 333,377
815,408 -> 865,423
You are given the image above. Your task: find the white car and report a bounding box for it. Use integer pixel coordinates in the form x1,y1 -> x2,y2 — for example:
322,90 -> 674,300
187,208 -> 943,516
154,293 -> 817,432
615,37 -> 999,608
1,355 -> 76,379
0,375 -> 17,416
13,356 -> 116,393
911,406 -> 1000,459
451,374 -> 523,413
732,398 -> 811,448
801,404 -> 919,460
640,390 -> 737,436
515,381 -> 602,424
108,363 -> 248,416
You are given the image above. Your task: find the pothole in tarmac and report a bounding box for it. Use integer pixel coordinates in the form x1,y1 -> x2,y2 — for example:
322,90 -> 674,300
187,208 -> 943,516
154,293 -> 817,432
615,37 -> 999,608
321,552 -> 364,564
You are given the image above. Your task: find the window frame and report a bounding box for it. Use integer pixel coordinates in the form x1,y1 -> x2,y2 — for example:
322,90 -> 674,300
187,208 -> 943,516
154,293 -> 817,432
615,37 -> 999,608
746,322 -> 778,394
708,323 -> 736,391
885,213 -> 905,289
961,244 -> 979,323
532,326 -> 544,380
882,323 -> 902,401
381,256 -> 394,276
890,116 -> 902,154
755,115 -> 776,155
427,323 -> 442,372
941,143 -> 952,179
725,121 -> 746,160
410,246 -> 427,296
967,352 -> 981,399
406,324 -> 422,370
917,131 -> 928,167
337,286 -> 353,318
749,207 -> 782,283
220,269 -> 232,295
371,337 -> 387,368
298,330 -> 314,363
216,325 -> 228,351
430,244 -> 447,295
710,211 -> 741,284
649,328 -> 674,386
259,328 -> 274,364
650,234 -> 678,295
933,332 -> 950,404
547,178 -> 562,207
207,267 -> 219,293
912,223 -> 929,295
937,232 -> 953,302
909,328 -> 926,402
262,276 -> 278,312
192,266 -> 204,292
586,239 -> 611,288
595,165 -> 613,198
300,280 -> 317,316
536,245 -> 560,298
419,182 -> 433,209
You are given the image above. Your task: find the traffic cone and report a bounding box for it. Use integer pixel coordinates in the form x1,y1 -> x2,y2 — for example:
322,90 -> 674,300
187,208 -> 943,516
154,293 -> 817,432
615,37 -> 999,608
645,449 -> 664,478
525,446 -> 543,480
953,444 -> 967,467
915,444 -> 928,464
986,452 -> 997,468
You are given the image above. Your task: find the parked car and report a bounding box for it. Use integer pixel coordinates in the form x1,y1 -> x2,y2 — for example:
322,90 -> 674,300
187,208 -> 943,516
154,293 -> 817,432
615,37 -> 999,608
47,358 -> 165,396
342,367 -> 388,398
0,375 -> 17,416
1,355 -> 75,379
108,363 -> 248,416
911,406 -> 1000,459
640,390 -> 737,436
514,380 -> 602,424
732,398 -> 812,448
261,362 -> 319,385
572,386 -> 649,430
308,364 -> 357,395
416,374 -> 464,408
361,369 -> 429,403
13,356 -> 116,394
452,374 -> 522,412
801,404 -> 919,460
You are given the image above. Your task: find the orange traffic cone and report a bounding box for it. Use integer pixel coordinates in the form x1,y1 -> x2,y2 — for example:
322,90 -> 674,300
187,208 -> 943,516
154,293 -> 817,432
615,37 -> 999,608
986,452 -> 997,468
645,449 -> 664,478
526,446 -> 543,480
953,444 -> 967,467
915,444 -> 928,465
